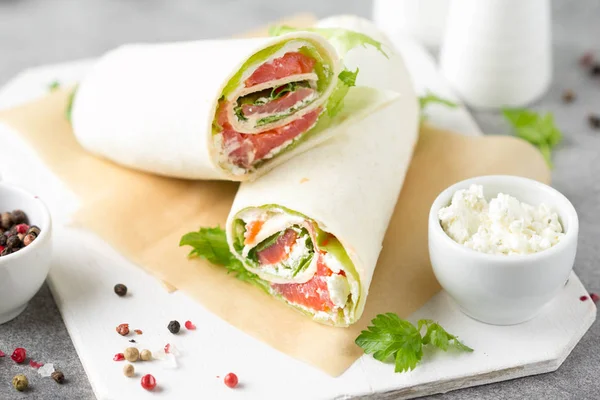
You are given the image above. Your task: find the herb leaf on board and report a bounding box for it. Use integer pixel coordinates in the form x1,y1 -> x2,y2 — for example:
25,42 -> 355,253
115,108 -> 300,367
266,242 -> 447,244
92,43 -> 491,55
356,313 -> 473,373
502,108 -> 563,168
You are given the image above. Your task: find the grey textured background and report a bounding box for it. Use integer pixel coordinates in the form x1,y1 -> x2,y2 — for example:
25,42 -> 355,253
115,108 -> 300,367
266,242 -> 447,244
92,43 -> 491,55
0,0 -> 598,399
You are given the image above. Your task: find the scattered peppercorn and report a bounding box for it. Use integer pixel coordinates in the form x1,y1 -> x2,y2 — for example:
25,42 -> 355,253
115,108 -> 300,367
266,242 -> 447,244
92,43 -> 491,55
562,89 -> 576,103
134,329 -> 143,335
224,373 -> 239,388
51,371 -> 65,384
23,234 -> 36,247
114,283 -> 127,297
116,323 -> 130,336
11,348 -> 26,364
11,210 -> 27,225
168,320 -> 181,334
129,339 -> 136,343
6,235 -> 21,250
124,347 -> 139,362
591,293 -> 599,303
141,374 -> 157,390
1,212 -> 12,230
27,225 -> 41,237
580,52 -> 594,67
184,320 -> 196,330
580,295 -> 588,301
588,114 -> 600,129
140,349 -> 152,361
113,353 -> 125,361
591,64 -> 600,77
12,374 -> 28,392
123,364 -> 135,377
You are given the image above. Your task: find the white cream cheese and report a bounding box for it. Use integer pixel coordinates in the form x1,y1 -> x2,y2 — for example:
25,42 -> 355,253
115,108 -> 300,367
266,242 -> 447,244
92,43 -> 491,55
326,274 -> 351,308
439,184 -> 564,255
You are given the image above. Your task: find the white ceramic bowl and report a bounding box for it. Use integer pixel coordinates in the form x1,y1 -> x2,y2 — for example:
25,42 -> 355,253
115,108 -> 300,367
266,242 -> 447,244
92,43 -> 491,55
428,175 -> 578,325
0,182 -> 52,325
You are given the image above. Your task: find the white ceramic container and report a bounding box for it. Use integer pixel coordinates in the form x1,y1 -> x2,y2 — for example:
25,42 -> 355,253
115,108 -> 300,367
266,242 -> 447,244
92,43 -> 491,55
428,175 -> 578,325
0,182 -> 52,325
439,0 -> 552,109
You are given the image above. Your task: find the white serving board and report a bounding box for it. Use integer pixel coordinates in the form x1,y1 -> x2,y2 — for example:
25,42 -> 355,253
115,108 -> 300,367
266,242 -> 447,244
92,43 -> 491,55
0,35 -> 595,400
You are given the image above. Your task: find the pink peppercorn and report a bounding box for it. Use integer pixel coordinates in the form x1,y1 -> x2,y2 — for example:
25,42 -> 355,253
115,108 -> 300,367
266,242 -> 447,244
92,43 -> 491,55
113,353 -> 125,361
11,348 -> 26,363
184,320 -> 196,330
224,373 -> 239,388
141,374 -> 157,390
580,295 -> 588,301
15,224 -> 29,234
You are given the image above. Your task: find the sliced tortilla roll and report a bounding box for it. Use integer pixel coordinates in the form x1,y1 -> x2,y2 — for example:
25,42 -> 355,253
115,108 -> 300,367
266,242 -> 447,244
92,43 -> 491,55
225,17 -> 420,326
70,32 -> 393,181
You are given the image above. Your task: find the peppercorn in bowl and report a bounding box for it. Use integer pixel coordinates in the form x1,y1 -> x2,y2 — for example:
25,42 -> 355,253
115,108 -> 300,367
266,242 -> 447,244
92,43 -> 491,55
0,182 -> 52,324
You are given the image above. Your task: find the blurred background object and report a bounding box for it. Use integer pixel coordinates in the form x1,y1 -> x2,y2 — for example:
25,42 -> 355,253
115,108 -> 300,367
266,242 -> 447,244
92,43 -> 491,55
440,0 -> 552,109
372,0 -> 450,48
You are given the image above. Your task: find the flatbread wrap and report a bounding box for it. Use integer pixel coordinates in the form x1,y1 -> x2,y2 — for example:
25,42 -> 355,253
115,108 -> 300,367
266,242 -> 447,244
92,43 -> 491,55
70,31 -> 395,180
216,17 -> 420,326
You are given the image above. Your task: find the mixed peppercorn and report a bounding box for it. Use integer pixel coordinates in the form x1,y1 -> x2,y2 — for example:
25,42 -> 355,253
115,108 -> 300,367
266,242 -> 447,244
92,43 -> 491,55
0,210 -> 41,257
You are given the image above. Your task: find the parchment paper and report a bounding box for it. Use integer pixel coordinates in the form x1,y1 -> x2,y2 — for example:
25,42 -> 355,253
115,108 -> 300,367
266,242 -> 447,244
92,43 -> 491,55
0,16 -> 550,376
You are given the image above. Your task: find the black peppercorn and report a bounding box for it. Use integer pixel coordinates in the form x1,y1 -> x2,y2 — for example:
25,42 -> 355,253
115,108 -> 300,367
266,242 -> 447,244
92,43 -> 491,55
167,320 -> 180,334
0,235 -> 6,246
51,371 -> 65,384
27,225 -> 41,237
591,63 -> 600,77
6,235 -> 21,249
1,247 -> 12,256
1,212 -> 12,230
11,210 -> 27,225
589,114 -> 600,129
114,284 -> 128,297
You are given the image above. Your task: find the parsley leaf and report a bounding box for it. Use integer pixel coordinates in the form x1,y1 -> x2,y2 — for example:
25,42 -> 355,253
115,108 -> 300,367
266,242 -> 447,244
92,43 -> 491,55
179,226 -> 270,293
502,108 -> 563,168
356,313 -> 473,373
48,80 -> 61,92
419,91 -> 457,121
326,68 -> 358,117
269,26 -> 388,59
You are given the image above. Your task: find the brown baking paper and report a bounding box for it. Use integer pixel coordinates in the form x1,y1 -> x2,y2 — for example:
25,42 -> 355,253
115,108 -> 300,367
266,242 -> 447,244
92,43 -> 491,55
0,17 -> 550,376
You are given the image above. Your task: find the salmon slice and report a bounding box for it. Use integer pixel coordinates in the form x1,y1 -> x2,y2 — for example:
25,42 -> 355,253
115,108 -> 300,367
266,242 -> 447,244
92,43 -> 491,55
245,52 -> 316,87
219,106 -> 321,168
241,87 -> 315,116
256,229 -> 298,265
271,255 -> 336,312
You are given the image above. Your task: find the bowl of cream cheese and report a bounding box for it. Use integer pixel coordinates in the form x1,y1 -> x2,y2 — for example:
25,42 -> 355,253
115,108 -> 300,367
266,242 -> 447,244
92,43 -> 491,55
428,175 -> 578,325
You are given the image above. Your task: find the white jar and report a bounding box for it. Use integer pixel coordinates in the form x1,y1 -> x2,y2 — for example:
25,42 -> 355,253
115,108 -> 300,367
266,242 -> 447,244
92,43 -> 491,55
439,0 -> 552,109
372,0 -> 450,48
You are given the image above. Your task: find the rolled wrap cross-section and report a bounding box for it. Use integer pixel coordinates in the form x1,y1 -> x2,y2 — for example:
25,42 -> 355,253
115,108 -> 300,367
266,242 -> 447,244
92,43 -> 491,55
71,32 -> 391,181
225,16 -> 420,326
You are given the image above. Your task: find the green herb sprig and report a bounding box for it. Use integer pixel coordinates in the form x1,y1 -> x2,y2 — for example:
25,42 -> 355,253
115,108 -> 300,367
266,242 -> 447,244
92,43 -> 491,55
502,108 -> 562,168
355,313 -> 473,373
48,80 -> 61,92
179,226 -> 270,293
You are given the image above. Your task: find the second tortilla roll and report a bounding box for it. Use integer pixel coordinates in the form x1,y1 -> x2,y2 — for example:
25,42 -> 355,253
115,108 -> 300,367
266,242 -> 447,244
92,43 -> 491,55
71,31 -> 395,181
225,16 -> 420,326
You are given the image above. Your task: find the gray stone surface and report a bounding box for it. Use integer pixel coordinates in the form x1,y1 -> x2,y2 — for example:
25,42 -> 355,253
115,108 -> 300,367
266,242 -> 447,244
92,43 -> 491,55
0,0 -> 598,399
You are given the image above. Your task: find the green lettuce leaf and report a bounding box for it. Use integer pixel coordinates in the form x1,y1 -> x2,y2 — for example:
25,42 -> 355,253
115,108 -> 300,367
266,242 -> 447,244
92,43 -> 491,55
326,68 -> 358,117
65,84 -> 78,123
269,26 -> 388,59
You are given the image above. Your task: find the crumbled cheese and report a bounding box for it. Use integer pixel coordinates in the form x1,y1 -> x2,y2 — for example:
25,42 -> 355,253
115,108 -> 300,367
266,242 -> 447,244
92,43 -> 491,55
326,274 -> 351,308
438,184 -> 564,255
